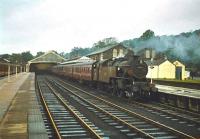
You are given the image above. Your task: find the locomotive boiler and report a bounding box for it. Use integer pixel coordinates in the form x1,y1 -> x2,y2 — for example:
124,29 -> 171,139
51,52 -> 157,99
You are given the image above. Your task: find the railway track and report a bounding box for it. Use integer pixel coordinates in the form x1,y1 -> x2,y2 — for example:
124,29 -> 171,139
53,75 -> 200,137
131,100 -> 200,124
97,91 -> 200,136
46,75 -> 195,139
36,75 -> 103,139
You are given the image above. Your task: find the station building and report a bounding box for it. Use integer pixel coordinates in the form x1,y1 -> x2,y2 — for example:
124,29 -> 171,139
145,59 -> 176,79
173,60 -> 186,80
145,59 -> 186,80
87,43 -> 132,61
27,50 -> 66,72
137,48 -> 156,60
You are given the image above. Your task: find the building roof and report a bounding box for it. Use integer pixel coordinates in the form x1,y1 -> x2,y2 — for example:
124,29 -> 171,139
28,50 -> 66,64
87,43 -> 125,56
145,59 -> 168,66
0,58 -> 9,63
61,56 -> 94,65
173,60 -> 185,67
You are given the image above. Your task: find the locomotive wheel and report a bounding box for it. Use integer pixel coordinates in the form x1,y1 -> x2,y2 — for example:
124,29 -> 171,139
117,90 -> 124,97
111,79 -> 117,96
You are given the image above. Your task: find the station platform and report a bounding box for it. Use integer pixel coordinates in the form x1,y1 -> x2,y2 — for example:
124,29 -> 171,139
156,84 -> 200,99
156,84 -> 200,112
0,73 -> 48,139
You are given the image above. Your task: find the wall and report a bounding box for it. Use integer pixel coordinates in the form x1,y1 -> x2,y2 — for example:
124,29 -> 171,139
173,61 -> 186,80
146,65 -> 159,78
158,61 -> 175,79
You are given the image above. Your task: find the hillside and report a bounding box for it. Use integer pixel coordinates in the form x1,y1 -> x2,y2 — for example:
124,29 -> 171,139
122,29 -> 200,69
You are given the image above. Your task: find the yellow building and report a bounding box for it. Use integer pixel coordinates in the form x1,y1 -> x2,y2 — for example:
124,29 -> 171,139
173,60 -> 186,80
146,59 -> 176,79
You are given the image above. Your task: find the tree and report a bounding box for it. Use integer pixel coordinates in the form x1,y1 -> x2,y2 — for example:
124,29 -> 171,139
69,47 -> 91,59
59,52 -> 65,57
0,54 -> 10,59
93,37 -> 118,49
21,51 -> 34,63
10,53 -> 22,64
69,47 -> 81,59
35,51 -> 45,58
140,29 -> 155,40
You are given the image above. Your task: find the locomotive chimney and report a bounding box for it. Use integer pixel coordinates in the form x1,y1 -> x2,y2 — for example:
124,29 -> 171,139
125,50 -> 138,64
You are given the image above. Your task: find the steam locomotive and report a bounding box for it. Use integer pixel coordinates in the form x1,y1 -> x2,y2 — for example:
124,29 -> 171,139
51,52 -> 157,99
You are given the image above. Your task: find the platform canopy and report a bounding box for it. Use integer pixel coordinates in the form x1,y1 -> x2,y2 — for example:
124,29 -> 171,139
27,50 -> 67,72
61,56 -> 94,65
28,50 -> 66,64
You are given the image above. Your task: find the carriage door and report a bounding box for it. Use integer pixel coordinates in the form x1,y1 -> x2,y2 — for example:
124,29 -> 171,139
92,63 -> 99,81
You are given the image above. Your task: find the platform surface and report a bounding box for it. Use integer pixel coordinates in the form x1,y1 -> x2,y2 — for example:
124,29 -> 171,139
0,73 -> 48,139
156,84 -> 200,99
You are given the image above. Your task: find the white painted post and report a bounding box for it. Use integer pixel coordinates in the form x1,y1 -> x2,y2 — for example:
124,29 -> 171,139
8,64 -> 10,82
16,65 -> 18,77
150,58 -> 154,84
20,66 -> 22,73
150,69 -> 153,84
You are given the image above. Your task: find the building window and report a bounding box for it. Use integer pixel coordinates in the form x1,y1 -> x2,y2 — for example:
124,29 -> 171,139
146,50 -> 150,58
100,53 -> 103,61
119,49 -> 124,57
113,49 -> 117,58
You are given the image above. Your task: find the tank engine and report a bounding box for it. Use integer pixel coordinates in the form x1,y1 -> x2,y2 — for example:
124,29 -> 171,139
51,52 -> 157,99
107,52 -> 157,98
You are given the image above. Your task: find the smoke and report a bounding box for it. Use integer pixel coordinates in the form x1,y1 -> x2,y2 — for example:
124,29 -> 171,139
131,33 -> 200,64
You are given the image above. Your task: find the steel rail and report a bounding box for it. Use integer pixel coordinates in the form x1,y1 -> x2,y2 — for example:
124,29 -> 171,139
54,77 -> 196,139
37,81 -> 62,139
155,102 -> 200,116
131,100 -> 200,124
47,78 -> 154,138
45,81 -> 102,139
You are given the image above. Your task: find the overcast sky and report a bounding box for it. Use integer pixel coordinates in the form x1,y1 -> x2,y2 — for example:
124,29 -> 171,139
0,0 -> 200,55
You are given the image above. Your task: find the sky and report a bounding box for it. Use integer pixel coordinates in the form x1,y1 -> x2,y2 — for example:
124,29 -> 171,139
0,0 -> 200,55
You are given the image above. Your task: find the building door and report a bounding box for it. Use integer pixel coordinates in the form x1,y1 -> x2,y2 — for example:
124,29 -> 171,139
176,67 -> 182,80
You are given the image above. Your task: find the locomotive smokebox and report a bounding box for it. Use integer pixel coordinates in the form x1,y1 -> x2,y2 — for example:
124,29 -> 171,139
124,51 -> 148,79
